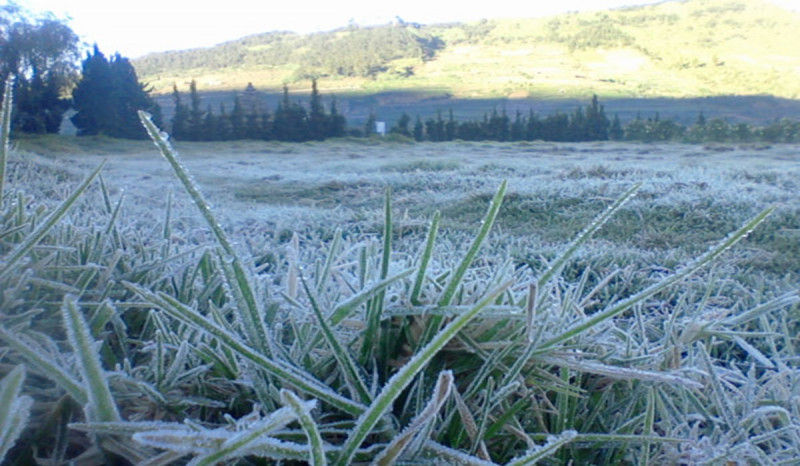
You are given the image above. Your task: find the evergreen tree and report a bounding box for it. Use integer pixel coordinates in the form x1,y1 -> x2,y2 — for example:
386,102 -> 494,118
413,116 -> 424,141
609,114 -> 624,140
308,78 -> 326,140
187,79 -> 204,141
364,110 -> 377,137
230,95 -> 246,139
71,45 -> 114,136
273,84 -> 308,141
391,112 -> 411,137
171,84 -> 189,140
327,97 -> 346,138
445,109 -> 456,141
71,46 -> 160,139
586,95 -> 610,140
510,110 -> 525,141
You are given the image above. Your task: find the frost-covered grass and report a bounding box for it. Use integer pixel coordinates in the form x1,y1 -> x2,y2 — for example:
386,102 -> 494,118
2,80 -> 800,464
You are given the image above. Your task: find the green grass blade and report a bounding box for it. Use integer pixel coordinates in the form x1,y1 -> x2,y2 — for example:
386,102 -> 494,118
139,111 -> 272,355
0,365 -> 33,463
301,275 -> 372,405
0,161 -> 105,280
0,76 -> 13,208
61,295 -> 121,422
374,370 -> 454,466
538,206 -> 774,351
0,327 -> 88,405
335,279 -> 513,466
361,188 -> 393,364
423,441 -> 499,466
124,281 -> 366,416
439,180 -> 507,307
281,389 -> 327,466
316,227 -> 342,294
506,430 -> 578,466
411,210 -> 440,306
328,267 -> 415,325
536,182 -> 641,288
193,405 -> 306,465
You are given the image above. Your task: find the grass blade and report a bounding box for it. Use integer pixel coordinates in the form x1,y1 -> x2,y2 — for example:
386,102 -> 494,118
0,76 -> 13,208
138,111 -> 272,356
61,295 -> 121,422
361,188 -> 393,364
536,182 -> 640,288
192,404 -> 307,465
124,281 -> 366,416
328,267 -> 415,325
538,206 -> 774,351
335,279 -> 513,465
439,180 -> 507,307
373,370 -> 454,465
0,327 -> 88,405
281,389 -> 327,466
0,365 -> 33,463
411,210 -> 440,306
0,161 -> 105,280
506,430 -> 578,466
301,275 -> 372,405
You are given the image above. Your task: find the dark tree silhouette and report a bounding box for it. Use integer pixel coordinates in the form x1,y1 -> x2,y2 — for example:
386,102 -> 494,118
71,46 -> 161,139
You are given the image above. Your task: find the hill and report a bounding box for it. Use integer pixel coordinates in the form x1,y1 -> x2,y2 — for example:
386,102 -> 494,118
134,0 -> 800,100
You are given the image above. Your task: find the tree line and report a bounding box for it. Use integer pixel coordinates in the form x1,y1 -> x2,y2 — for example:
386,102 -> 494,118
170,79 -> 346,142
385,99 -> 800,144
386,95 -> 615,142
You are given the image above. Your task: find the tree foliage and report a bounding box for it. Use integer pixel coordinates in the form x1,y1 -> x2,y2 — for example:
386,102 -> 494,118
71,46 -> 162,139
169,79 -> 346,142
0,2 -> 79,133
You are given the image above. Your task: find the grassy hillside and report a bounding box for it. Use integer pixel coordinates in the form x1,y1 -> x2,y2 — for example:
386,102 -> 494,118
134,0 -> 800,101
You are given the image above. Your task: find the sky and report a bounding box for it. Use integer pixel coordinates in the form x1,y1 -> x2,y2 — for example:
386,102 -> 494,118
12,0 -> 800,59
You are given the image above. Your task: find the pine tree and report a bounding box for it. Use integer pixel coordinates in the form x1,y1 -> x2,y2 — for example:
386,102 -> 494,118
609,114 -> 624,140
273,84 -> 308,142
231,95 -> 245,139
327,97 -> 346,138
71,45 -> 113,136
308,78 -> 326,140
71,46 -> 160,139
391,112 -> 411,137
364,110 -> 377,137
413,116 -> 424,141
171,84 -> 189,140
187,80 -> 204,141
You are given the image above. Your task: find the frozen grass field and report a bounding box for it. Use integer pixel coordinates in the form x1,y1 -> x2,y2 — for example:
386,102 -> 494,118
2,107 -> 800,464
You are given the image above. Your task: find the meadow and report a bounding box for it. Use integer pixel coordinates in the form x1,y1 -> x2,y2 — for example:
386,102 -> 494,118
2,106 -> 800,462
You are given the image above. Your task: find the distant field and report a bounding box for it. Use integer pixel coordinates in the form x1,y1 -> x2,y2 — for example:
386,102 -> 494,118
15,138 -> 800,282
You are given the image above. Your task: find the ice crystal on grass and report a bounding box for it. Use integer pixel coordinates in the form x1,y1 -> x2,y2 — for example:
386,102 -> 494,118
1,92 -> 798,463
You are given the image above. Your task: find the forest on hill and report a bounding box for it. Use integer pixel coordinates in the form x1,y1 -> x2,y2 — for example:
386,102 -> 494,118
133,0 -> 800,101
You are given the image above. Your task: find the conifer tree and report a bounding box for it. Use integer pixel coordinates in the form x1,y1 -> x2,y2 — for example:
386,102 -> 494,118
391,112 -> 411,137
187,79 -> 204,141
273,84 -> 308,141
414,116 -> 424,141
230,95 -> 245,140
364,110 -> 377,137
609,114 -> 624,140
327,97 -> 346,138
171,84 -> 189,140
308,78 -> 326,140
71,46 -> 161,139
